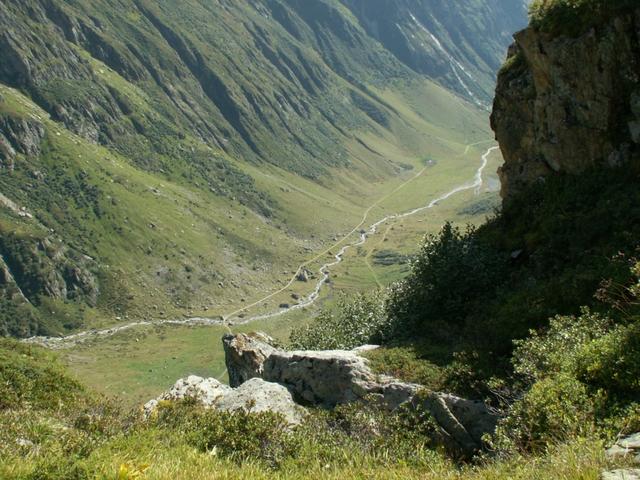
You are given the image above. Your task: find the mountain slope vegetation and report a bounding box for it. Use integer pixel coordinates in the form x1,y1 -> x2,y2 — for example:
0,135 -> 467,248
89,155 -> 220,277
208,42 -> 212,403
0,0 -> 526,337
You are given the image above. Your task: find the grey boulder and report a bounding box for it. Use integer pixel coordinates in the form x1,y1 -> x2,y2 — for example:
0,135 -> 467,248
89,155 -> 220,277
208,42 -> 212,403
602,469 -> 640,480
606,432 -> 640,464
217,377 -> 306,426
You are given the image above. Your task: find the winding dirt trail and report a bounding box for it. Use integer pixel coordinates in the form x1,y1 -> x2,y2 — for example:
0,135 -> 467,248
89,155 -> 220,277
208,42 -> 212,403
24,145 -> 498,349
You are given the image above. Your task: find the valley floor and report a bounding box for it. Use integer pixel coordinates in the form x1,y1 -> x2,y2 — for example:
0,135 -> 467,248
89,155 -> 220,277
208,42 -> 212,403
58,145 -> 503,406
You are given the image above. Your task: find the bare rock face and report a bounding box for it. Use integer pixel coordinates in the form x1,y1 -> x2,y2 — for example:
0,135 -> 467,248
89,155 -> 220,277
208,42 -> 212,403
263,349 -> 420,409
0,114 -> 46,170
491,9 -> 640,201
222,332 -> 278,387
264,349 -> 378,406
0,234 -> 99,309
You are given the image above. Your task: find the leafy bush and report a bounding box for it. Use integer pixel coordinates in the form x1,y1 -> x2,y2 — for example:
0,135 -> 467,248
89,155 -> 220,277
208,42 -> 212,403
385,223 -> 505,339
573,322 -> 640,397
494,374 -> 597,453
495,303 -> 640,453
290,291 -> 388,350
512,309 -> 612,383
150,394 -> 441,471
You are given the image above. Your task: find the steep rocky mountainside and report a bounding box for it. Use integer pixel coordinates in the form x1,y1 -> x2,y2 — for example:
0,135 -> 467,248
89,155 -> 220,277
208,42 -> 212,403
0,0 -> 527,178
0,0 -> 525,337
341,0 -> 529,107
492,6 -> 640,200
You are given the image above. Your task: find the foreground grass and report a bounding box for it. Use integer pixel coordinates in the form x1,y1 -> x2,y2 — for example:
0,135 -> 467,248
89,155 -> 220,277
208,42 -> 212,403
0,339 -> 621,480
0,427 -> 610,480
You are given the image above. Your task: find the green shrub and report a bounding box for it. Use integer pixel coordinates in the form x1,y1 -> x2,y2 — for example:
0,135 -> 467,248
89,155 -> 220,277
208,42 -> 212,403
496,303 -> 640,453
494,374 -> 597,453
153,400 -> 296,468
385,222 -> 505,339
512,309 -> 612,383
290,291 -> 388,350
0,339 -> 85,410
573,323 -> 640,397
150,397 -> 440,471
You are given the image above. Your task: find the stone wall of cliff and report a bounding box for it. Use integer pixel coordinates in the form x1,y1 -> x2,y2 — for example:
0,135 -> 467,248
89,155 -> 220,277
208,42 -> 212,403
491,8 -> 640,201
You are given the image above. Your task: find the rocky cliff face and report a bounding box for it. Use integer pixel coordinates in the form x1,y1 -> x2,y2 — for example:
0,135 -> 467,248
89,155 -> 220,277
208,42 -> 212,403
0,114 -> 45,171
491,8 -> 640,201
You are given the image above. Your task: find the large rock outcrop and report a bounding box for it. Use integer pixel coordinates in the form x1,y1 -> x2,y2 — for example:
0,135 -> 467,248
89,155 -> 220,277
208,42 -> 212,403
223,333 -> 419,409
146,333 -> 498,456
491,8 -> 640,201
263,349 -> 419,409
221,332 -> 498,456
0,114 -> 45,170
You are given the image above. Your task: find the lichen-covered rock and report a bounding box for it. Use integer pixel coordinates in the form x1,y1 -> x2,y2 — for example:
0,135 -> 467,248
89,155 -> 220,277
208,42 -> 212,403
143,375 -> 305,426
606,432 -> 640,464
602,469 -> 640,480
217,377 -> 306,426
491,8 -> 640,201
222,332 -> 278,387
